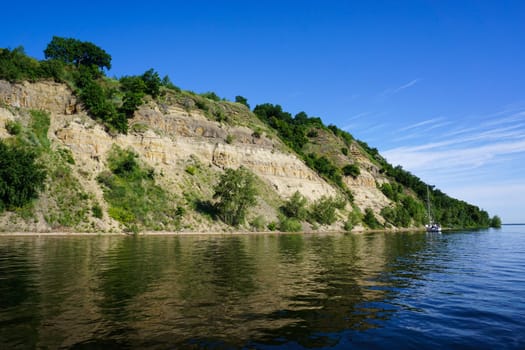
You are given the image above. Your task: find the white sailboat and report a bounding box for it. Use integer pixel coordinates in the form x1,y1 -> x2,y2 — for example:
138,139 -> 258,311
425,186 -> 442,233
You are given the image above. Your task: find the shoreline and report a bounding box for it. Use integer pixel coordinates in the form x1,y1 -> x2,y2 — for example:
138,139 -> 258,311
0,227 -> 429,237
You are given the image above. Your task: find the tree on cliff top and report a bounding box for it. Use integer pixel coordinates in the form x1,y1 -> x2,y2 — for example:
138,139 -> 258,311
44,36 -> 111,70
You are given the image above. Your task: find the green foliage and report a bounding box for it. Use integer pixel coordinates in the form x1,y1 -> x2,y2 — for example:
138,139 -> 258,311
380,182 -> 402,202
363,208 -> 382,229
249,215 -> 266,231
141,68 -> 161,98
342,163 -> 360,178
77,68 -> 165,133
490,215 -> 502,228
44,36 -> 111,70
117,69 -> 162,118
344,208 -> 362,231
381,164 -> 491,228
5,120 -> 21,135
305,153 -> 343,187
309,196 -> 344,225
213,166 -> 258,226
341,147 -> 348,156
278,215 -> 303,232
29,110 -> 51,149
0,46 -> 39,82
281,191 -> 308,220
401,196 -> 426,225
253,104 -> 309,153
201,91 -> 221,101
253,103 -> 353,190
225,134 -> 234,144
381,205 -> 411,227
92,204 -> 103,219
161,75 -> 181,91
307,129 -> 318,138
120,75 -> 147,93
44,157 -> 90,228
235,95 -> 250,108
185,165 -> 197,175
78,79 -> 123,131
98,145 -> 180,231
0,46 -> 63,82
0,140 -> 46,211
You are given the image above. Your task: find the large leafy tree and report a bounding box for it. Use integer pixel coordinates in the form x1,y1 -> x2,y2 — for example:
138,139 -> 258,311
213,167 -> 257,226
44,36 -> 111,70
0,141 -> 46,211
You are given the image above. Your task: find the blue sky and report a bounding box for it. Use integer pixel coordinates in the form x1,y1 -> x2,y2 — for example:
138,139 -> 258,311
2,1 -> 524,222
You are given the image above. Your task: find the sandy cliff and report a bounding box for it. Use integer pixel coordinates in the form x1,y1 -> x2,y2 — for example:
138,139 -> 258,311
0,80 -> 393,232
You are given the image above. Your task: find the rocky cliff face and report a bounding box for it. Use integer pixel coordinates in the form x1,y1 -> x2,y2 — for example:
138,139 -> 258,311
0,80 -> 392,232
0,80 -> 78,115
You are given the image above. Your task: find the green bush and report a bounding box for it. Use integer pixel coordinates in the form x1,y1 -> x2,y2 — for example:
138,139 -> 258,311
57,148 -> 75,164
0,47 -> 52,82
363,208 -> 382,229
30,110 -> 51,149
249,215 -> 266,231
342,164 -> 360,178
213,166 -> 257,226
381,205 -> 411,227
201,91 -> 221,101
305,154 -> 343,187
5,120 -> 21,135
98,145 -> 179,231
161,75 -> 181,92
235,95 -> 250,108
278,216 -> 302,232
0,140 -> 46,211
490,215 -> 502,228
309,196 -> 342,225
267,221 -> 277,231
141,68 -> 161,98
92,204 -> 103,219
185,165 -> 197,175
307,129 -> 318,138
281,191 -> 308,220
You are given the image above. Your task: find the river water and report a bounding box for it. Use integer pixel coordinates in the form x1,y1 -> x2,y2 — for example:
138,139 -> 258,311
1,227 -> 524,349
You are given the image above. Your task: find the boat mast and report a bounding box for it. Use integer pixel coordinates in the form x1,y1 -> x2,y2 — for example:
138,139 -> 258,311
426,186 -> 432,225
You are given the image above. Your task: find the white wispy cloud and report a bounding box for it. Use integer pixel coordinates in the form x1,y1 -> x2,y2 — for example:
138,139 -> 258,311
383,106 -> 525,189
392,78 -> 421,93
398,117 -> 445,131
384,139 -> 525,172
381,78 -> 421,96
374,103 -> 525,222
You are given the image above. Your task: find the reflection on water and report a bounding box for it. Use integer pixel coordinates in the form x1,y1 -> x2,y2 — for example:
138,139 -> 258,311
1,230 -> 524,349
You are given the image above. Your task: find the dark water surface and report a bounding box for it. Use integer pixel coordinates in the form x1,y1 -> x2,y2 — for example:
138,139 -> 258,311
1,227 -> 524,349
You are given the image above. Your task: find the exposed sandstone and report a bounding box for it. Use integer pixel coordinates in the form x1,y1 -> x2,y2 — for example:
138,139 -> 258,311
0,80 -> 393,232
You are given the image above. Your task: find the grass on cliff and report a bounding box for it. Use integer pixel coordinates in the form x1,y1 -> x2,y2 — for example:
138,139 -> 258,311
1,109 -> 95,230
97,145 -> 183,232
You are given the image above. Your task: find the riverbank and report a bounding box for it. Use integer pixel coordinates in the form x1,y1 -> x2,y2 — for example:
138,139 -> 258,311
0,226 -> 430,236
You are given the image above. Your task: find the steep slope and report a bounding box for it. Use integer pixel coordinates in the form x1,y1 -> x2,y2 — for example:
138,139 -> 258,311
0,38 -> 497,232
0,77 -> 496,233
0,80 -> 349,232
